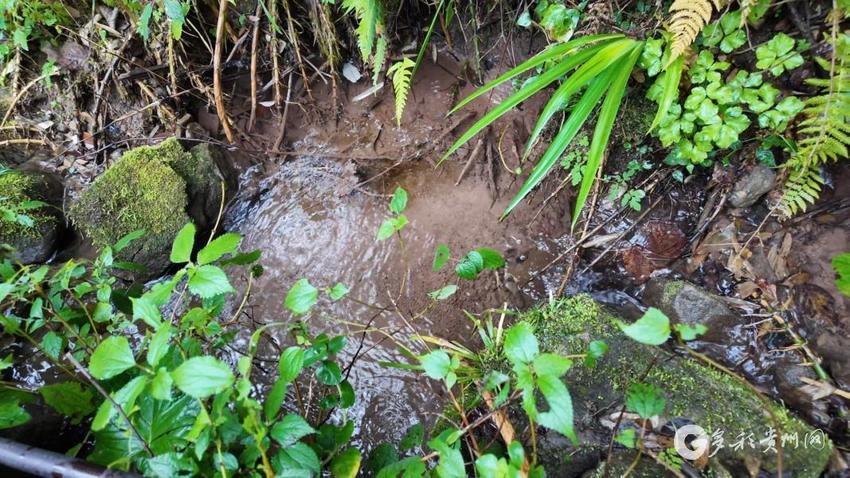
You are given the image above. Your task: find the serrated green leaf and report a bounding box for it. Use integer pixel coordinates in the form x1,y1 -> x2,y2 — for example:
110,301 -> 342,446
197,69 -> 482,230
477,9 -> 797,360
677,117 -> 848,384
170,223 -> 196,263
617,307 -> 670,345
89,336 -> 135,380
171,356 -> 234,398
285,279 -> 318,315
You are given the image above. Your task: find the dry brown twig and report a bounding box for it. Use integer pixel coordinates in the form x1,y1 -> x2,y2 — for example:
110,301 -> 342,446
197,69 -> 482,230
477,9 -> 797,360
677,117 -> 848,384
248,2 -> 263,132
213,0 -> 235,143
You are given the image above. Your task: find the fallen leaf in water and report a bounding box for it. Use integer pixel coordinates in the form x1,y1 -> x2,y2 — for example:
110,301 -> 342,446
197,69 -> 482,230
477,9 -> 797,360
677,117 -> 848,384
642,221 -> 686,259
622,246 -> 655,282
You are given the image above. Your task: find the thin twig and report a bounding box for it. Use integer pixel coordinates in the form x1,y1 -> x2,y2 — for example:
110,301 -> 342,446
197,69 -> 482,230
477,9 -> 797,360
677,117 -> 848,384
456,138 -> 485,186
248,2 -> 263,132
65,353 -> 153,456
213,0 -> 235,143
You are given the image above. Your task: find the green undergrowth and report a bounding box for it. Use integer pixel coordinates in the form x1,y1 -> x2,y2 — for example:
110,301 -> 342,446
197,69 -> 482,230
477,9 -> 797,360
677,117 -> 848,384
0,170 -> 54,242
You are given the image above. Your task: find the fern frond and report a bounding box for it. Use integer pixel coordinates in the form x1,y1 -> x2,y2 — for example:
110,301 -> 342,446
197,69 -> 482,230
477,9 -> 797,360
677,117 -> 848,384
668,0 -> 726,61
387,58 -> 415,126
342,0 -> 385,64
778,166 -> 825,216
779,33 -> 850,217
372,35 -> 387,85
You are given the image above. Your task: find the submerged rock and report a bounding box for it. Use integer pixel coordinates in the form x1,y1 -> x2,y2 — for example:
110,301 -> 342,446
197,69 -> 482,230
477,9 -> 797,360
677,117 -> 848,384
643,278 -> 743,347
0,169 -> 63,263
513,295 -> 831,477
69,138 -> 233,278
729,164 -> 776,208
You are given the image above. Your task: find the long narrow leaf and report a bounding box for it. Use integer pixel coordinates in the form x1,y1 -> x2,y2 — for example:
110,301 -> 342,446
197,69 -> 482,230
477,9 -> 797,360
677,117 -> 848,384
573,44 -> 643,228
648,55 -> 683,132
449,34 -> 623,114
440,49 -> 597,164
502,69 -> 617,218
524,39 -> 638,158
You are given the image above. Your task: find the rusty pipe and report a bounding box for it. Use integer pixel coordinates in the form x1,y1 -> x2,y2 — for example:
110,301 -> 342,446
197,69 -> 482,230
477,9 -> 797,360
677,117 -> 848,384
0,437 -> 139,478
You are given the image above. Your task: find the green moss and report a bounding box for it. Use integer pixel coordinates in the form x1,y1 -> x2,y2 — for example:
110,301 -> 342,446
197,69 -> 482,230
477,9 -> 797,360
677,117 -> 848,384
661,280 -> 686,306
0,171 -> 55,242
69,139 -> 190,269
519,296 -> 832,477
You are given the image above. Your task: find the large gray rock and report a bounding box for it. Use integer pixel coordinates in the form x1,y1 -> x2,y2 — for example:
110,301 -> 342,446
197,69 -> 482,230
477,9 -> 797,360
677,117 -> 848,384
643,279 -> 743,347
500,296 -> 832,477
729,164 -> 776,208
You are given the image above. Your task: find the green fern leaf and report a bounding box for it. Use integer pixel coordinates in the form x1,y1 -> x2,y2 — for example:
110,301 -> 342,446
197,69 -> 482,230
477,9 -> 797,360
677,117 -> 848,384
372,35 -> 387,85
387,58 -> 415,126
343,0 -> 385,64
780,33 -> 850,217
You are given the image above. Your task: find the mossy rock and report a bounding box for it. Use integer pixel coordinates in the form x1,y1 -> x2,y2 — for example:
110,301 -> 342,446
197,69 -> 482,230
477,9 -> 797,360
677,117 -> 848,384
69,138 -> 191,276
516,295 -> 831,477
0,169 -> 62,263
178,143 -> 237,231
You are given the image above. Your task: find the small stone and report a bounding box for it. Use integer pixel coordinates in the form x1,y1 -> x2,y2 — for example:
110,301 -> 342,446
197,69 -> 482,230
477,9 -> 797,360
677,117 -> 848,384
729,164 -> 777,208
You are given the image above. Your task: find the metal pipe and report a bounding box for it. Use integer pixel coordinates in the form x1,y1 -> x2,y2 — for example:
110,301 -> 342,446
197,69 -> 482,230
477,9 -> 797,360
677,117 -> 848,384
0,437 -> 140,478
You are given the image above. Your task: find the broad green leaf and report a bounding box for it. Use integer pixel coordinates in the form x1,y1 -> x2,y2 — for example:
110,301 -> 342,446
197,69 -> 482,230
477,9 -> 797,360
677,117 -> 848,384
331,447 -> 362,478
187,265 -> 234,298
41,331 -> 62,360
197,233 -> 241,265
316,360 -> 343,385
428,436 -> 465,478
171,356 -> 234,398
132,295 -> 162,329
615,428 -> 637,448
275,442 -> 321,474
146,324 -> 172,368
833,253 -> 850,297
279,346 -> 305,383
91,376 -> 147,431
617,307 -> 671,345
532,353 -> 571,377
0,392 -> 31,429
271,413 -> 316,446
504,322 -> 539,364
573,45 -> 642,228
328,283 -> 350,301
626,382 -> 666,419
150,367 -> 173,401
421,350 -> 451,379
433,244 -> 450,271
674,323 -> 708,341
39,382 -> 95,423
455,250 -> 484,280
476,248 -> 505,269
584,339 -> 608,367
377,215 -> 409,240
536,373 -> 577,444
89,336 -> 135,380
285,279 -> 318,315
264,379 -> 286,421
428,284 -> 458,300
170,223 -> 196,263
389,187 -> 408,214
